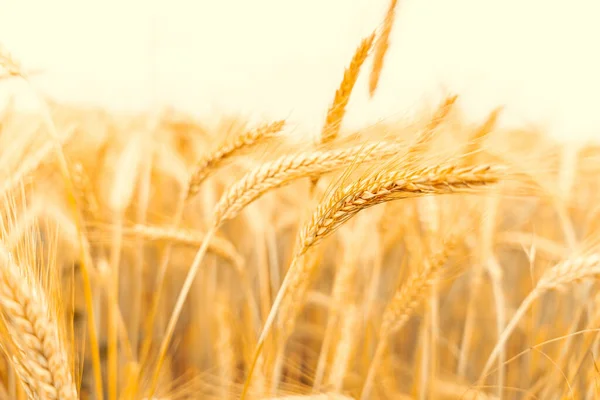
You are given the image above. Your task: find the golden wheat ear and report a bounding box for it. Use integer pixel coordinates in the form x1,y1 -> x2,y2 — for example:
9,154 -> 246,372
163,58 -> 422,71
369,0 -> 400,97
310,31 -> 376,191
187,120 -> 285,199
0,190 -> 78,399
320,32 -> 376,147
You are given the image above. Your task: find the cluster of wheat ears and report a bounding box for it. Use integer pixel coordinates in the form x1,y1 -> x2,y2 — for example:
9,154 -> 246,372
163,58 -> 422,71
0,2 -> 599,400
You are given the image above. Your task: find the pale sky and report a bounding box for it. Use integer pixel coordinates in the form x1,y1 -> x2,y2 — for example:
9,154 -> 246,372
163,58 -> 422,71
0,0 -> 599,142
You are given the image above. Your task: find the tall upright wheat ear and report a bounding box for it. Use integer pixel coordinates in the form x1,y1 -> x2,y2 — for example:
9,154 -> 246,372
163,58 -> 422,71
312,31 -> 376,189
478,253 -> 600,385
0,193 -> 78,399
369,0 -> 400,97
240,162 -> 504,399
320,32 -> 376,146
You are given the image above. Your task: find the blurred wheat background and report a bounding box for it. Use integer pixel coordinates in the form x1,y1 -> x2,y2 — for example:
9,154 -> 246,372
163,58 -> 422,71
0,1 -> 600,400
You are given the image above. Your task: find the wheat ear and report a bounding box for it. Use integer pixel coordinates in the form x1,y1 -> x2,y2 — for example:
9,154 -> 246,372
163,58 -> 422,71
369,0 -> 399,97
300,164 -> 503,253
0,242 -> 77,399
187,120 -> 285,198
321,32 -> 376,145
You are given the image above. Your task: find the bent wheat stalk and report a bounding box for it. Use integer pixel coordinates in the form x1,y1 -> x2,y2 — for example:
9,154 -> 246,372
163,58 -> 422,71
241,163 -> 504,399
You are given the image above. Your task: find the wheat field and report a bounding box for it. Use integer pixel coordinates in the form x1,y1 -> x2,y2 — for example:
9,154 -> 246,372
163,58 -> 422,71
0,3 -> 599,400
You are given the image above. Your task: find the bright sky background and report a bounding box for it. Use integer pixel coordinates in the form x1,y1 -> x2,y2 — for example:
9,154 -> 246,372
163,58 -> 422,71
1,0 -> 599,142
